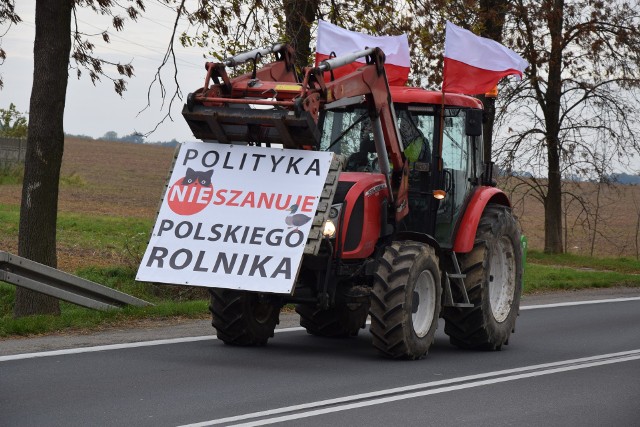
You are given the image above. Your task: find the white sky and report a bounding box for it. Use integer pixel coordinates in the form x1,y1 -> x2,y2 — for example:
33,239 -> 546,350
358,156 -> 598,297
0,1 -> 207,142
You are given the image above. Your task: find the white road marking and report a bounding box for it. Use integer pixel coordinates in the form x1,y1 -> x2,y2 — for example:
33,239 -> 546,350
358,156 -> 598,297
1,297 -> 638,362
179,350 -> 640,427
521,296 -> 640,310
0,327 -> 304,362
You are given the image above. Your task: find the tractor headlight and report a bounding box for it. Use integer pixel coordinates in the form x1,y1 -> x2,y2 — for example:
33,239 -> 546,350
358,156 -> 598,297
322,203 -> 342,238
322,219 -> 337,238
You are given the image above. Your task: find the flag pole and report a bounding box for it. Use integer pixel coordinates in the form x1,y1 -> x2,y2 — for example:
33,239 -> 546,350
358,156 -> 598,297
438,88 -> 445,172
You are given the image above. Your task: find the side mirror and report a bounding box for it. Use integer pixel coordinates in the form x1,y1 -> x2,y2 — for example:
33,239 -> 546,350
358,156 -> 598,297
465,109 -> 483,136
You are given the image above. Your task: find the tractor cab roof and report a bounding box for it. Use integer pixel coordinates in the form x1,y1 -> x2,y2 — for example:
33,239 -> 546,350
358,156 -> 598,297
390,86 -> 483,110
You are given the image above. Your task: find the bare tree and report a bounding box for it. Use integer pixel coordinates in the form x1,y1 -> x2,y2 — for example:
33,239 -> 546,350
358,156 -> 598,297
494,0 -> 640,253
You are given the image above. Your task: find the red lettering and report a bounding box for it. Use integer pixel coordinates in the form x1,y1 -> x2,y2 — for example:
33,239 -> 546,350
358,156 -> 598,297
240,191 -> 255,208
257,193 -> 274,209
227,190 -> 242,206
213,189 -> 227,205
301,195 -> 315,212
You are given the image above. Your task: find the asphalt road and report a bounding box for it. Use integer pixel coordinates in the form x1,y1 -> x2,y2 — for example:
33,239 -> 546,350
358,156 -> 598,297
2,296 -> 640,427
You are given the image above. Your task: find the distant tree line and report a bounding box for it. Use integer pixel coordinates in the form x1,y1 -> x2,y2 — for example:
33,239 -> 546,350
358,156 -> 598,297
0,103 -> 27,138
64,130 -> 181,147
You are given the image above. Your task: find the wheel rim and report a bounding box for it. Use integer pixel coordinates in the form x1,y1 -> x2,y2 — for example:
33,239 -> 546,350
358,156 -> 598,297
489,237 -> 517,323
412,270 -> 437,338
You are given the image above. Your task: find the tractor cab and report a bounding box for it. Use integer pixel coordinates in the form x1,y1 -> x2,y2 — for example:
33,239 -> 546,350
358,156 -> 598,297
318,87 -> 486,249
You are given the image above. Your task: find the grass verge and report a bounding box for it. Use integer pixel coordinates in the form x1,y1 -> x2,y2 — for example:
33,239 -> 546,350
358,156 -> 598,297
1,247 -> 640,338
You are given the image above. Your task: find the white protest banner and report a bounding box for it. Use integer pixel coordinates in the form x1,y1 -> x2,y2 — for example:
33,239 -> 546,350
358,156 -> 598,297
137,142 -> 333,294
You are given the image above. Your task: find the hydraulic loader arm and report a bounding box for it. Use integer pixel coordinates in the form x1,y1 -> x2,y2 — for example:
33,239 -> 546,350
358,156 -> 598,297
182,44 -> 409,219
300,48 -> 409,217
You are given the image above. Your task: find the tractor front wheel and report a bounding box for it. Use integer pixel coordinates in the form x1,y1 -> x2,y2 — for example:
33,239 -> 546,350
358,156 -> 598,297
296,287 -> 370,338
369,241 -> 442,359
443,204 -> 523,350
209,288 -> 281,346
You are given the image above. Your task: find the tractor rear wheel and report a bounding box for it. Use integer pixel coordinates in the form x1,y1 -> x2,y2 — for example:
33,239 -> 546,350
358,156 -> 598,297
369,241 -> 442,359
209,288 -> 281,346
443,204 -> 523,350
296,291 -> 370,337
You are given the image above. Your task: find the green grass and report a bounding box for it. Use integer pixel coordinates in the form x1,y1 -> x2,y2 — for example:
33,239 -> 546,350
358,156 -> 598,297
1,217 -> 640,337
0,164 -> 24,185
0,203 -> 153,263
528,250 -> 640,274
0,166 -> 86,187
524,264 -> 640,293
0,293 -> 209,337
0,265 -> 210,337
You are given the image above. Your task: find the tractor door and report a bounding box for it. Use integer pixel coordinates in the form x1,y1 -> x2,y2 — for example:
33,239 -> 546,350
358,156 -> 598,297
396,108 -> 438,235
434,108 -> 483,247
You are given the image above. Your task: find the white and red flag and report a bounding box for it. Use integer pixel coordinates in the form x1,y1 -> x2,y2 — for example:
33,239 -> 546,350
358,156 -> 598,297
443,21 -> 528,95
315,20 -> 410,86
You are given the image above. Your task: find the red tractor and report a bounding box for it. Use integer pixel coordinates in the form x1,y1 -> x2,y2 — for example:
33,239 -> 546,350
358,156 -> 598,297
180,44 -> 523,359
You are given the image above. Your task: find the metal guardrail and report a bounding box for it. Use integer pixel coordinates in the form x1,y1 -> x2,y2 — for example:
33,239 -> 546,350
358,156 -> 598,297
0,251 -> 152,311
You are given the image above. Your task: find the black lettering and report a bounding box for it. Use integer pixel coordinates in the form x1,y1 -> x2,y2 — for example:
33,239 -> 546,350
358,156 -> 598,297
224,225 -> 242,243
285,230 -> 304,247
250,227 -> 265,244
270,155 -> 285,172
208,224 -> 223,241
194,251 -> 208,272
237,253 -> 250,275
286,157 -> 302,174
251,154 -> 266,171
239,153 -> 247,169
183,149 -> 198,165
271,257 -> 291,279
193,223 -> 206,240
202,150 -> 219,167
169,249 -> 192,270
212,252 -> 237,274
175,221 -> 193,239
223,152 -> 234,169
240,226 -> 250,244
265,229 -> 283,246
249,255 -> 272,277
305,159 -> 320,176
157,219 -> 174,236
146,246 -> 168,267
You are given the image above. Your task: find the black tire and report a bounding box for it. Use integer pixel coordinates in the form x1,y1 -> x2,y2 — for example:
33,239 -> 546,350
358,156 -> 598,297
296,296 -> 369,338
443,204 -> 523,350
209,288 -> 281,346
369,241 -> 442,359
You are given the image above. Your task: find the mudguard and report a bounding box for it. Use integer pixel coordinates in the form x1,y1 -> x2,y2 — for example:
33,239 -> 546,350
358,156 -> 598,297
452,186 -> 511,253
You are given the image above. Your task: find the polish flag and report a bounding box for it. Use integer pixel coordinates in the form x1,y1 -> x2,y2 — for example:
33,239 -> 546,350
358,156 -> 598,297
315,20 -> 410,86
443,21 -> 528,95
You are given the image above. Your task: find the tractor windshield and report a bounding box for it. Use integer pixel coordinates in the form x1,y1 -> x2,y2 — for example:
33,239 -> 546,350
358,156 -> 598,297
319,107 -> 436,172
319,107 -> 376,172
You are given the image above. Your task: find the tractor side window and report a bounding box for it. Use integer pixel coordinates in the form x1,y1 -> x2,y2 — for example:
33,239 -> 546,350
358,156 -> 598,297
441,111 -> 468,171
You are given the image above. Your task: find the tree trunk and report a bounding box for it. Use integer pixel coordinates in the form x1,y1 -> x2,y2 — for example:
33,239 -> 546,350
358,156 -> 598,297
544,137 -> 563,253
13,1 -> 72,318
542,0 -> 565,254
283,0 -> 319,72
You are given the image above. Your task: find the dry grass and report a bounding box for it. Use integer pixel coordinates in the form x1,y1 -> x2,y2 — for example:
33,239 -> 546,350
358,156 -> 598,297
0,137 -> 176,271
504,177 -> 640,258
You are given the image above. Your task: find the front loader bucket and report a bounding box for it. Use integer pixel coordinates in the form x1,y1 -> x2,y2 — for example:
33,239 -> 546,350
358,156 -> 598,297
182,104 -> 320,149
